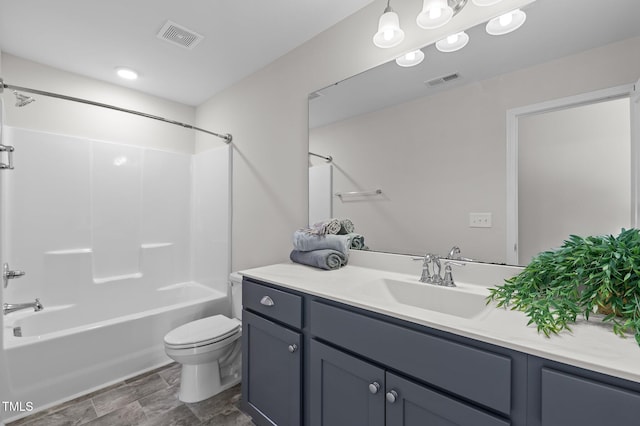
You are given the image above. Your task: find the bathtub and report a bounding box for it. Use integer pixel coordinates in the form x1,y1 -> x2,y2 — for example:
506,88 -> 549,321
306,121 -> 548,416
2,281 -> 228,421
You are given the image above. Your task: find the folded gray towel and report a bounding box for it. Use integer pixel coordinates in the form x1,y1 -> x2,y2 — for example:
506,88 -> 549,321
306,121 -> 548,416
311,218 -> 342,235
339,219 -> 355,234
293,230 -> 350,255
290,249 -> 347,270
348,233 -> 366,250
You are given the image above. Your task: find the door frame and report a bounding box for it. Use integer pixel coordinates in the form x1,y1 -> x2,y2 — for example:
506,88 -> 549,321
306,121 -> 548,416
505,83 -> 637,265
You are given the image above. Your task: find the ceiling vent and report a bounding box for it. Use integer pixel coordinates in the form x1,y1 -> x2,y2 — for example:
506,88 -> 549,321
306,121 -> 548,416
425,73 -> 460,87
308,91 -> 324,101
157,20 -> 204,50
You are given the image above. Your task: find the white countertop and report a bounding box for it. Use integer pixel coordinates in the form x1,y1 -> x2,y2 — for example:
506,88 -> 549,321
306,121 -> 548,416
240,252 -> 640,384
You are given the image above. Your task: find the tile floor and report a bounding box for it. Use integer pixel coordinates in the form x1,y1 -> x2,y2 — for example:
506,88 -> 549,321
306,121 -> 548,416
7,363 -> 254,426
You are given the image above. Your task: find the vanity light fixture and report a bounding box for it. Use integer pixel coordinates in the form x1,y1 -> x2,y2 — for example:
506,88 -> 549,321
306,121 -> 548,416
435,31 -> 469,52
373,0 -> 405,48
116,67 -> 139,80
416,0 -> 454,29
471,0 -> 503,6
485,9 -> 526,35
395,49 -> 425,67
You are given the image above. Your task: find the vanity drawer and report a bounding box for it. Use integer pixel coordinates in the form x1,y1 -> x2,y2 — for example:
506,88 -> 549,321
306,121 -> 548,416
243,279 -> 303,329
310,301 -> 512,415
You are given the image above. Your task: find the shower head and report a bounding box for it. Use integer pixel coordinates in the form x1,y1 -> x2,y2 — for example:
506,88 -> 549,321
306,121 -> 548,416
13,91 -> 35,107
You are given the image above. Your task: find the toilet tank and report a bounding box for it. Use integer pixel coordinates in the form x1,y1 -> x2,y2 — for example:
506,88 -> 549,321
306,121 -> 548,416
229,272 -> 243,320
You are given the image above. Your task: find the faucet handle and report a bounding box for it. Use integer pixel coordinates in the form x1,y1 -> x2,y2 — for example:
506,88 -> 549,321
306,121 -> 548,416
3,263 -> 26,288
442,261 -> 465,287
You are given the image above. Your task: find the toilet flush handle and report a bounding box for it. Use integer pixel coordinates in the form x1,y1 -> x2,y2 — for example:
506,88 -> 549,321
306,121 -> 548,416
260,296 -> 275,307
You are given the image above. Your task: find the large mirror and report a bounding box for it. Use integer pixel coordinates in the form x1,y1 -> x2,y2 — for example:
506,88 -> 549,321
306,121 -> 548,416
309,0 -> 640,266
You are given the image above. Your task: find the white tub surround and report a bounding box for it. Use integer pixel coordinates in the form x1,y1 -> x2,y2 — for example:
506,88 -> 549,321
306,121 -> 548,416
0,126 -> 232,422
240,250 -> 640,385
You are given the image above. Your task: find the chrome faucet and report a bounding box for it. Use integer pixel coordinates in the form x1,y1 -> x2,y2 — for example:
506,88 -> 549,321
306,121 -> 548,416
446,245 -> 473,262
447,246 -> 461,260
418,253 -> 467,287
419,254 -> 443,285
419,254 -> 434,283
3,298 -> 43,315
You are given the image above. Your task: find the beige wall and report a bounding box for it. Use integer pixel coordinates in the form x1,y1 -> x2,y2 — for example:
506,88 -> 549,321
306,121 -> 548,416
195,0 -> 535,271
1,54 -> 196,154
309,36 -> 640,263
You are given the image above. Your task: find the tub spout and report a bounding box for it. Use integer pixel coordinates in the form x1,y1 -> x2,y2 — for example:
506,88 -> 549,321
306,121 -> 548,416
3,298 -> 43,315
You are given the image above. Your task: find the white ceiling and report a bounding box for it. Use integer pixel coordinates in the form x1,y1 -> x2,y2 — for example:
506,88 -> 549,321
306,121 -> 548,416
0,0 -> 375,106
310,0 -> 640,128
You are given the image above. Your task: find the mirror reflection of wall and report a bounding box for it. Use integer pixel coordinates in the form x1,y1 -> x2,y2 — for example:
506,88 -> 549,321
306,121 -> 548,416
309,162 -> 333,226
517,98 -> 631,264
309,33 -> 640,265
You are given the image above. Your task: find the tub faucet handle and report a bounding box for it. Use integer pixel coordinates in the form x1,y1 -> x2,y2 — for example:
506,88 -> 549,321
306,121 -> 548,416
3,263 -> 26,288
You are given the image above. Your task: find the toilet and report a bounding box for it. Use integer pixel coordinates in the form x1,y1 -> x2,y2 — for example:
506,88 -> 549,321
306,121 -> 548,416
164,272 -> 243,403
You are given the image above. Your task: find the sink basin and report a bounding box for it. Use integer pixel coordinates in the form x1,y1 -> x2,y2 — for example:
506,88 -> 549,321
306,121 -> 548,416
358,278 -> 489,319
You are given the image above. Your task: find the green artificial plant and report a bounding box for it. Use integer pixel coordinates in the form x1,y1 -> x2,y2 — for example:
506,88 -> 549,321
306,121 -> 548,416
487,228 -> 640,346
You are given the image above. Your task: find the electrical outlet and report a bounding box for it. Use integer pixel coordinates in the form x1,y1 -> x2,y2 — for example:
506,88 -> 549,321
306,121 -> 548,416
469,212 -> 492,228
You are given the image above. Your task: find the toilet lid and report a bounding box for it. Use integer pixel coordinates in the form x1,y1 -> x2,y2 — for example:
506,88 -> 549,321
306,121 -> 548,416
164,315 -> 240,347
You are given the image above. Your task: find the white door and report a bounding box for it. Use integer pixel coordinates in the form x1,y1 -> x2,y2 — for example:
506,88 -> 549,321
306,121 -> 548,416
506,84 -> 635,265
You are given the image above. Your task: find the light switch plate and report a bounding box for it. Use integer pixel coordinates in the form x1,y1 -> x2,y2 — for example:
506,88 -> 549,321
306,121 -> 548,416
469,212 -> 492,228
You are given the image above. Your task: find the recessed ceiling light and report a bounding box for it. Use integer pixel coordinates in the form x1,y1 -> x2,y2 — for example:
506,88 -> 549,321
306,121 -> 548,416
436,31 -> 470,52
486,9 -> 526,35
116,67 -> 139,80
396,50 -> 425,67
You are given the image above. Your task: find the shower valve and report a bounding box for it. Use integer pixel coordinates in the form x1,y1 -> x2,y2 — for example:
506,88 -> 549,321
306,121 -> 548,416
3,263 -> 26,288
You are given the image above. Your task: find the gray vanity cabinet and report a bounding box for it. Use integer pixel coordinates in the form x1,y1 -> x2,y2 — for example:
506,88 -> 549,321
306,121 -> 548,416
242,280 -> 303,426
527,356 -> 640,426
242,276 -> 640,426
309,339 -> 385,426
310,338 -> 510,426
385,372 -> 510,426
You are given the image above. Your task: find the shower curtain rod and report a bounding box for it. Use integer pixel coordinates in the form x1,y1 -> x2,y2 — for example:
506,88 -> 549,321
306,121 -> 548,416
309,151 -> 332,162
0,79 -> 232,143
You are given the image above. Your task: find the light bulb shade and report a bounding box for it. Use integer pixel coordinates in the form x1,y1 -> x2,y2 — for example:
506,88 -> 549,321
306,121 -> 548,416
486,9 -> 526,35
395,49 -> 425,67
417,0 -> 453,29
435,31 -> 469,52
373,10 -> 405,48
472,0 -> 503,6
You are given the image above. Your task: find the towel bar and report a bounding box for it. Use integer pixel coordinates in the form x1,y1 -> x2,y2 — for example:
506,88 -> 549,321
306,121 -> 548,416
335,189 -> 382,199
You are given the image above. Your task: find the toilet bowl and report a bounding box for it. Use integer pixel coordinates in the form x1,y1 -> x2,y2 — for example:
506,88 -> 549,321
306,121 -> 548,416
164,273 -> 243,403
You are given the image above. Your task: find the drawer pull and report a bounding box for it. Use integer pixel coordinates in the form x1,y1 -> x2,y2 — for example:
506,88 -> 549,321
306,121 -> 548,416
260,296 -> 275,307
369,382 -> 380,394
288,344 -> 298,353
386,390 -> 398,403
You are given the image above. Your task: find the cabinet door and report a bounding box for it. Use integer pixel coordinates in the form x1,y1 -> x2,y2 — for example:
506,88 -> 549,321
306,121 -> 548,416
310,340 -> 385,426
541,368 -> 640,426
242,310 -> 302,426
386,372 -> 510,426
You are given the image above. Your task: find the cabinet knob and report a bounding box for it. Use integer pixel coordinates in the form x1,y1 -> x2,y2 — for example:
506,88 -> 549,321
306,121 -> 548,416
288,344 -> 298,353
386,390 -> 398,403
260,296 -> 275,307
368,382 -> 380,394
